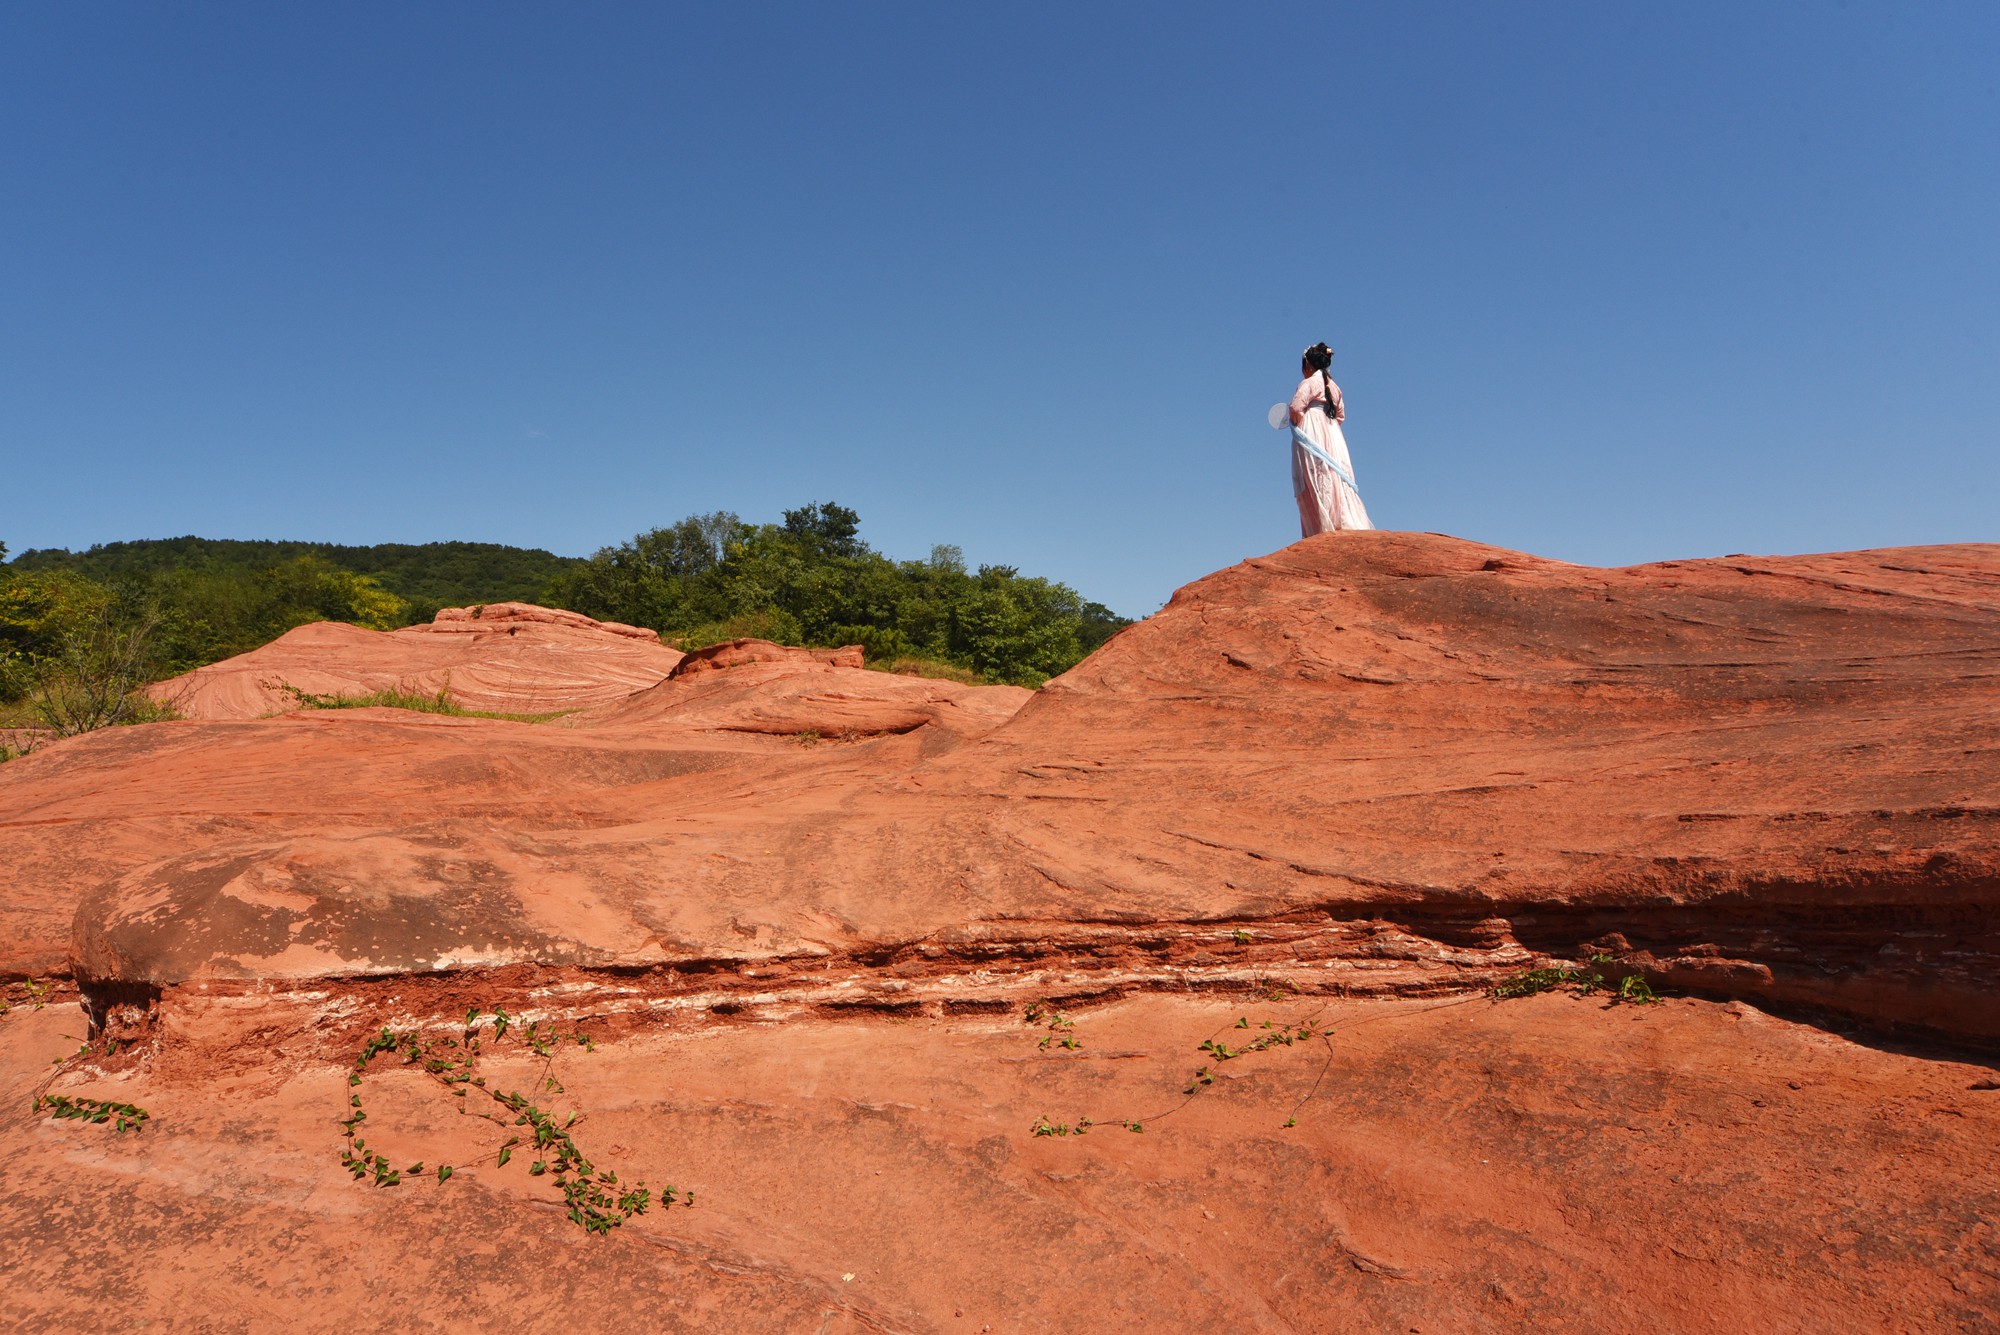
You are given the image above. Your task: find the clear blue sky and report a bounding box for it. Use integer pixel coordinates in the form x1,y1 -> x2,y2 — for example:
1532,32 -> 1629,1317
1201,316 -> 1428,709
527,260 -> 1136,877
4,3 -> 1995,617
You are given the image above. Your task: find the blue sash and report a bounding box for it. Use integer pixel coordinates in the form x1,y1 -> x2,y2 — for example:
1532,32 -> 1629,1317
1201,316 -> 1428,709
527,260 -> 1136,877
1292,425 -> 1357,491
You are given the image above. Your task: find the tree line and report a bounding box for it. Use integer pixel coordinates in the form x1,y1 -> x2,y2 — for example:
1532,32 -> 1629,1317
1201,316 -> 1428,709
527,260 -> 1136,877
1,504 -> 1130,739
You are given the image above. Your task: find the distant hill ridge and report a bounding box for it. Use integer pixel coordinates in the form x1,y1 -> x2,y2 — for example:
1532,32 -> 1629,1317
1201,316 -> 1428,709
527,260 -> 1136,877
9,536 -> 583,616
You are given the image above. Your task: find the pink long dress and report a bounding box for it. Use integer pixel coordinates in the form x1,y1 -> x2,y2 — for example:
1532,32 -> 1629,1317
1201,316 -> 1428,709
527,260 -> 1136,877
1289,372 -> 1372,536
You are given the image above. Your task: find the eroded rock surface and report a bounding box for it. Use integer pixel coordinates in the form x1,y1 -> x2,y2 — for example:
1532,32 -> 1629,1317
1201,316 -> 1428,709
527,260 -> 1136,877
37,531 -> 1992,1038
668,636 -> 867,677
4,984 -> 1995,1332
3,532 -> 1998,1331
150,601 -> 683,722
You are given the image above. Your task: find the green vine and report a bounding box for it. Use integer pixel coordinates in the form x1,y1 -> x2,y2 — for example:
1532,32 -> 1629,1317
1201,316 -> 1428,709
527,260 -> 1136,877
1024,1001 -> 1082,1051
36,1093 -> 150,1132
1031,964 -> 1663,1144
340,1008 -> 672,1234
1030,1011 -> 1334,1138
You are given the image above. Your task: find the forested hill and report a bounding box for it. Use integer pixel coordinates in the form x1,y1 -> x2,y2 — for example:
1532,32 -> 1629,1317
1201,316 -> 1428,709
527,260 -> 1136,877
10,537 -> 579,619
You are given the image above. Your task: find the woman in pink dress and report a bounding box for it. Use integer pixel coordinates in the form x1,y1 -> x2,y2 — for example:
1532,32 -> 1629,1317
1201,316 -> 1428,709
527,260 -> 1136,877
1289,342 -> 1372,536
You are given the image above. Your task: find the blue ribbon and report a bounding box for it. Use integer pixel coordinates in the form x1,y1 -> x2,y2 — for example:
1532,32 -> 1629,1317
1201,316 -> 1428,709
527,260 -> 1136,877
1292,425 -> 1357,491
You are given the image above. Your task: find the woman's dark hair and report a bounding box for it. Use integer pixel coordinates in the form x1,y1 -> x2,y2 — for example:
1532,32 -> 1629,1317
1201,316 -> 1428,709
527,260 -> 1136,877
1303,342 -> 1336,414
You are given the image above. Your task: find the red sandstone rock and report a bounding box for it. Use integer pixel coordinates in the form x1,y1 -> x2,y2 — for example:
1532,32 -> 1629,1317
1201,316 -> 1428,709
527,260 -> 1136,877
419,600 -> 662,640
3,657 -> 1026,981
2,982 -> 1994,1331
669,637 -> 867,677
9,532 -> 1995,1032
592,656 -> 1028,741
4,532 -> 1998,1330
925,532 -> 2000,1036
149,603 -> 684,722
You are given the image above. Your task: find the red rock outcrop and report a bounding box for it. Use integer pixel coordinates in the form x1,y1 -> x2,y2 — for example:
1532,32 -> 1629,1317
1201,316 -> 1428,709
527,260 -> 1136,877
3,532 -> 1997,1332
2,650 -> 1027,982
421,601 -> 661,640
54,532 -> 1992,1038
150,602 -> 682,722
924,532 -> 2000,1036
668,636 -> 867,677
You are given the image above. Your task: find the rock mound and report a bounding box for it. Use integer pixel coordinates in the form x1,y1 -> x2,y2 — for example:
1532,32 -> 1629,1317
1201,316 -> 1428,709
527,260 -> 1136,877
668,637 -> 865,677
150,603 -> 684,721
415,600 -> 662,640
929,531 -> 2000,1033
594,650 -> 1028,742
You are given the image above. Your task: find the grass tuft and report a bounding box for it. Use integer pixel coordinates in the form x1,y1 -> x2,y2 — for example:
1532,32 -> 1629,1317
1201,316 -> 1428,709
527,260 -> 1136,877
872,656 -> 984,685
271,680 -> 568,724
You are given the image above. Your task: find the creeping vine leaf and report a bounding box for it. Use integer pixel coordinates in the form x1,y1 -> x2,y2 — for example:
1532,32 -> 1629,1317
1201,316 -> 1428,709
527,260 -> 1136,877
36,1094 -> 150,1133
339,1013 -> 677,1235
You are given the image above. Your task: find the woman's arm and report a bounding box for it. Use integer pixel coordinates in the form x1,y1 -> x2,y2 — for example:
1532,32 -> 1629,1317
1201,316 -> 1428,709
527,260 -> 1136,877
1288,378 -> 1312,427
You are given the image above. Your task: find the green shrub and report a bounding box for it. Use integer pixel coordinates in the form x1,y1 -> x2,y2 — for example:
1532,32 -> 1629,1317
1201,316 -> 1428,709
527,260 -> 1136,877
1490,956 -> 1661,1004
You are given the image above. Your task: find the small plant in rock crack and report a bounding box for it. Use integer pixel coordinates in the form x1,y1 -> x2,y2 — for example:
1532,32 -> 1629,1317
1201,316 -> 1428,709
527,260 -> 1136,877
1025,1001 -> 1082,1051
1,978 -> 54,1017
1029,1012 -> 1336,1143
1612,974 -> 1659,1004
1490,954 -> 1660,1005
36,1094 -> 150,1132
339,1009 -> 676,1235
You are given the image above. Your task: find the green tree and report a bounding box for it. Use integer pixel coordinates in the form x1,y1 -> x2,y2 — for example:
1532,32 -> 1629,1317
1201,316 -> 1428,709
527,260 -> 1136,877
0,567 -> 110,702
542,512 -> 748,631
0,565 -> 172,733
781,501 -> 864,558
540,504 -> 1125,686
143,555 -> 406,674
23,596 -> 169,736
